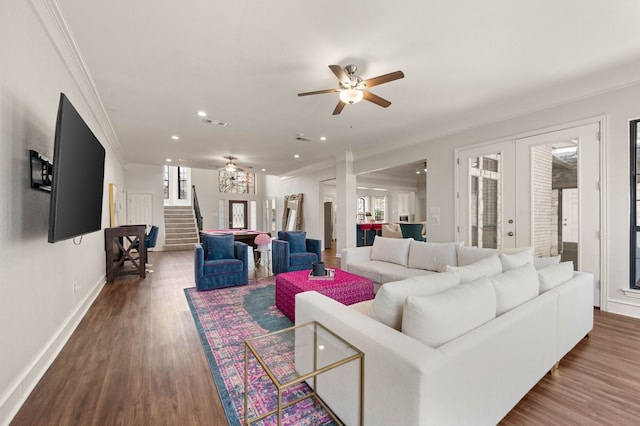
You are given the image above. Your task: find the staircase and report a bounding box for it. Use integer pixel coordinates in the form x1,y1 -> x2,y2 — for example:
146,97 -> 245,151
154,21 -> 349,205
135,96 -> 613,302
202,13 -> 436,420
163,206 -> 199,251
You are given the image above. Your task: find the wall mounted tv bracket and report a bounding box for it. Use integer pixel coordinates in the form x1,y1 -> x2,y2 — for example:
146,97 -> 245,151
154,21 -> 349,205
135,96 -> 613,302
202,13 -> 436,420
29,150 -> 53,192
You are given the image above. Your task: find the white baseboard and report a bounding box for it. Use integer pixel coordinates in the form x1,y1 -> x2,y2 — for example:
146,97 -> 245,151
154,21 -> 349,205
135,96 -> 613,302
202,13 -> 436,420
0,275 -> 106,426
606,298 -> 640,319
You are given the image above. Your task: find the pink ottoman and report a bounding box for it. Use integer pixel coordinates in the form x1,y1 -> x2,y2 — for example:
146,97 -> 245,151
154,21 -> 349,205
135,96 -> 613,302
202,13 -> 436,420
275,268 -> 374,321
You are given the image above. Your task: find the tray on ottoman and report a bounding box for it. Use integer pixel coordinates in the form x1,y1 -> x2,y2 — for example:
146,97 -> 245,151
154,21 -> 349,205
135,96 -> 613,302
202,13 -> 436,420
275,268 -> 374,321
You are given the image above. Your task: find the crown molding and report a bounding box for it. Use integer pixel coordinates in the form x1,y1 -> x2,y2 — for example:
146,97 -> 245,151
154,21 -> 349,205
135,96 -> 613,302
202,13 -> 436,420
28,0 -> 127,166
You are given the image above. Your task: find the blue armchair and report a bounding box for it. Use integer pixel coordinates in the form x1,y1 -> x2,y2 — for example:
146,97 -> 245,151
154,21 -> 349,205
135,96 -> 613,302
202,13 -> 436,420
272,231 -> 321,275
195,233 -> 249,291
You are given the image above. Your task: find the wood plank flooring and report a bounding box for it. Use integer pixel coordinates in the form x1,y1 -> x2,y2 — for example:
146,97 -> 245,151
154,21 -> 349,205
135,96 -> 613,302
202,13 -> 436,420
10,244 -> 640,425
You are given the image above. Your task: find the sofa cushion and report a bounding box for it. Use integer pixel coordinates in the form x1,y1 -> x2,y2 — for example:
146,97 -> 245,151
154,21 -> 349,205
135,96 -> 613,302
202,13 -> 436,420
284,231 -> 307,253
445,253 -> 502,283
205,233 -> 235,260
203,258 -> 243,275
290,251 -> 318,266
370,271 -> 461,330
534,255 -> 561,270
370,236 -> 412,266
499,249 -> 534,272
407,241 -> 461,272
380,264 -> 436,283
491,263 -> 539,315
538,261 -> 575,293
402,276 -> 496,348
456,246 -> 497,266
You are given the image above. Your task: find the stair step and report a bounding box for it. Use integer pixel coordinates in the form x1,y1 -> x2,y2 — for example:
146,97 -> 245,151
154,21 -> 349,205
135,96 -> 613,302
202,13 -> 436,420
165,230 -> 198,238
165,217 -> 195,224
166,237 -> 199,244
163,242 -> 197,251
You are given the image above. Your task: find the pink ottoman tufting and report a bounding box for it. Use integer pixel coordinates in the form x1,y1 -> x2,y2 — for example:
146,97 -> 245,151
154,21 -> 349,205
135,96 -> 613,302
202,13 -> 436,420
275,268 -> 374,321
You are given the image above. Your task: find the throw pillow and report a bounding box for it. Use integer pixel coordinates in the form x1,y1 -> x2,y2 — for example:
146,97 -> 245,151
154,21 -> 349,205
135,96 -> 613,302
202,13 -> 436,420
402,276 -> 496,348
370,271 -> 461,330
285,231 -> 307,253
407,240 -> 462,272
538,261 -> 575,293
456,246 -> 497,266
499,249 -> 534,272
445,253 -> 502,283
534,255 -> 562,270
370,236 -> 412,267
205,233 -> 235,260
491,263 -> 539,315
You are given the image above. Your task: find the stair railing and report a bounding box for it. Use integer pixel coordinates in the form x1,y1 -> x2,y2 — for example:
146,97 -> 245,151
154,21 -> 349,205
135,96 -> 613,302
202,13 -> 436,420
192,185 -> 203,238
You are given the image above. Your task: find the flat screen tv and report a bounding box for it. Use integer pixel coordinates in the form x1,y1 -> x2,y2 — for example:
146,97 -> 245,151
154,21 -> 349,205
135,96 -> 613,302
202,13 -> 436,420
48,93 -> 106,243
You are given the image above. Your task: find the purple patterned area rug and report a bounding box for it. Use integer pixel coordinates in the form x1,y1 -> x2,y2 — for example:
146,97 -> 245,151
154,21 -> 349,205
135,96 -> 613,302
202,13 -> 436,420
184,279 -> 337,426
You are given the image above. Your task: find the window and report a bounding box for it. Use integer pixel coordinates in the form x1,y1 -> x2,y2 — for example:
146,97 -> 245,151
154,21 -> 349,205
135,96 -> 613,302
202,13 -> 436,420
163,165 -> 169,199
356,197 -> 366,222
372,196 -> 386,222
219,170 -> 255,194
630,120 -> 640,289
178,166 -> 188,199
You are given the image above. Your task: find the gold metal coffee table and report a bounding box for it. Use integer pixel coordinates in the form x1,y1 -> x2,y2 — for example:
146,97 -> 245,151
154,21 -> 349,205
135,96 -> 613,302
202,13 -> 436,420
244,321 -> 363,425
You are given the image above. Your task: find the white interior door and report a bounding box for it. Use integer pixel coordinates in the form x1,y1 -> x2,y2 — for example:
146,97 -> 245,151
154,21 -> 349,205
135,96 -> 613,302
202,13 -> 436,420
127,193 -> 153,225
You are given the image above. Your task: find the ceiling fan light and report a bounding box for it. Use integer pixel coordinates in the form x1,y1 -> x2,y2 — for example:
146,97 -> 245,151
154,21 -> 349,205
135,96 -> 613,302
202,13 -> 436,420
225,162 -> 237,172
339,89 -> 364,104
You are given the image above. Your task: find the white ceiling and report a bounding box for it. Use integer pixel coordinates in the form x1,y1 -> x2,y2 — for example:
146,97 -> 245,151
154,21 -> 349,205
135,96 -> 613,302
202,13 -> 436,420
58,0 -> 640,176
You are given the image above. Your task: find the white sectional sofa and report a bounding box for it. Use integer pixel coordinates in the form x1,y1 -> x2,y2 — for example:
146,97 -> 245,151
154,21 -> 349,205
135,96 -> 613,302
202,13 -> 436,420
295,250 -> 594,426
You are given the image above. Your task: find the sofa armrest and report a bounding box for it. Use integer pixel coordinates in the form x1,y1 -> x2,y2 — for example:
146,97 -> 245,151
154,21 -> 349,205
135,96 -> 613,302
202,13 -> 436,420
305,238 -> 322,261
194,243 -> 205,283
295,291 -> 445,426
550,271 -> 594,360
234,241 -> 249,270
272,239 -> 289,275
340,246 -> 372,271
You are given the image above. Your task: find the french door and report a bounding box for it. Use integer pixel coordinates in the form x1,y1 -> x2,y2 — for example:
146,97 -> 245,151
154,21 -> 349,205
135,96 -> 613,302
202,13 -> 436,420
456,122 -> 601,304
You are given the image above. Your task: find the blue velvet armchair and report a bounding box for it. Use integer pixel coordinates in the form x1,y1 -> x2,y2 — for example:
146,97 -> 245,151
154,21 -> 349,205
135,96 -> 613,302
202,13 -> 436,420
195,233 -> 249,291
272,231 -> 321,275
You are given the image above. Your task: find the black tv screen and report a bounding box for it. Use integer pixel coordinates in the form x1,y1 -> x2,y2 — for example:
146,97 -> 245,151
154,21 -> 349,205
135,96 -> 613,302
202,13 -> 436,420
48,93 -> 106,243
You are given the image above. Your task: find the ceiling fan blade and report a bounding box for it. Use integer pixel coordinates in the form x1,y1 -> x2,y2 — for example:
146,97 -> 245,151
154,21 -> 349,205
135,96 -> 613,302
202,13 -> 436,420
298,88 -> 338,96
363,71 -> 405,88
332,100 -> 346,115
363,91 -> 392,108
329,65 -> 350,86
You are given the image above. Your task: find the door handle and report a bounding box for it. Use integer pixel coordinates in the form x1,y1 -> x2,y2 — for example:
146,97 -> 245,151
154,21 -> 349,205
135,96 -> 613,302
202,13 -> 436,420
508,232 -> 514,237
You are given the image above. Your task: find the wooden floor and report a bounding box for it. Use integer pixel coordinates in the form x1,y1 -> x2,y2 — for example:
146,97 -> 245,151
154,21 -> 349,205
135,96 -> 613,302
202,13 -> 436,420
10,245 -> 640,425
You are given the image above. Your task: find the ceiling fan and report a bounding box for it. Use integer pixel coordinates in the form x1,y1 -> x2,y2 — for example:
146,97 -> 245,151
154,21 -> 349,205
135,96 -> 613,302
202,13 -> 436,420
221,156 -> 243,173
298,64 -> 405,115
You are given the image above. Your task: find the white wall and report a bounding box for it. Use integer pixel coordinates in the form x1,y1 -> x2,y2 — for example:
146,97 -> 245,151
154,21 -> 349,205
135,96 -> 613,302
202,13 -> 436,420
0,1 -> 126,423
124,164 -> 165,247
266,173 -> 327,244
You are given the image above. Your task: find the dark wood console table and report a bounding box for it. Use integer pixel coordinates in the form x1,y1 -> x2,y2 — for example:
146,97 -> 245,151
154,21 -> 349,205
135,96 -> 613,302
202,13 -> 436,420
105,225 -> 146,282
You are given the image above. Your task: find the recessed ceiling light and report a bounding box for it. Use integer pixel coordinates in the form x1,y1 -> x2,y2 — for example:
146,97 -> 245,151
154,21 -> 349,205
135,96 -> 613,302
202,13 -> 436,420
294,154 -> 300,158
171,135 -> 180,140
261,168 -> 266,172
197,111 -> 207,117
320,136 -> 327,141
166,158 -> 172,162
